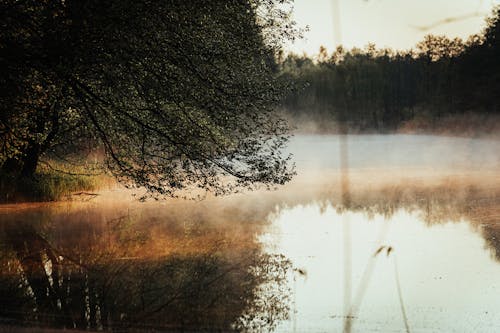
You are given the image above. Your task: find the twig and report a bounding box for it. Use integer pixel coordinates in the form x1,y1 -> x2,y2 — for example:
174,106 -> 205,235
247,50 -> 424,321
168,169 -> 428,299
72,191 -> 99,197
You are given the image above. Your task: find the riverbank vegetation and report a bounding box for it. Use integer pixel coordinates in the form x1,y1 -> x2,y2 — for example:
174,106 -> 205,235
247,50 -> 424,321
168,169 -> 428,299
0,161 -> 112,202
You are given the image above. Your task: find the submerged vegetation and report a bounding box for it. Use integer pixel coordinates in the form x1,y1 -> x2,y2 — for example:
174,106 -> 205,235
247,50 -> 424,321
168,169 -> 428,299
281,5 -> 500,134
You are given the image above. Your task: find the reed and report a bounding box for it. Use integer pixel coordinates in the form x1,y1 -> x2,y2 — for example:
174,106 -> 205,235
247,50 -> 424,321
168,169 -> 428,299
0,161 -> 112,203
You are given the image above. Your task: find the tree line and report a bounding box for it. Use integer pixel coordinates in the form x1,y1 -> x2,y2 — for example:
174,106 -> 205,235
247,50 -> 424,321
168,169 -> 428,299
280,5 -> 500,131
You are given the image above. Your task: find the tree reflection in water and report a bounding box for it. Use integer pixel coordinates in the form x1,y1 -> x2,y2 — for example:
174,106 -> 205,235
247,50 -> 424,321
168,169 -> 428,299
1,167 -> 499,332
266,170 -> 500,262
0,208 -> 291,332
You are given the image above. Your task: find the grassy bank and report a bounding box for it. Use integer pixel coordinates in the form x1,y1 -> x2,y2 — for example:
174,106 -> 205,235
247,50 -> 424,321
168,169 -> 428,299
0,162 -> 112,203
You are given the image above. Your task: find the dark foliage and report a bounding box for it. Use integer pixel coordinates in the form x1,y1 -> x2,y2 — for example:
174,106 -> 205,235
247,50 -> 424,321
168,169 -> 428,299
0,0 -> 298,197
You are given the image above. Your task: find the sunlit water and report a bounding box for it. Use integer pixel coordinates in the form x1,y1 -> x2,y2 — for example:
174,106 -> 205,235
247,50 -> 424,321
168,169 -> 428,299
264,205 -> 500,333
1,134 -> 499,332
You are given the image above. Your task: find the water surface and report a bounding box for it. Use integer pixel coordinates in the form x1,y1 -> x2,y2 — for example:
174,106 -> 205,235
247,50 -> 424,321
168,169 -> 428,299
1,134 -> 499,332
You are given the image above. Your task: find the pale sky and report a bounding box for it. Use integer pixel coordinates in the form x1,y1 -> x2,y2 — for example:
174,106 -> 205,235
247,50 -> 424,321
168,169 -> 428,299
286,0 -> 500,55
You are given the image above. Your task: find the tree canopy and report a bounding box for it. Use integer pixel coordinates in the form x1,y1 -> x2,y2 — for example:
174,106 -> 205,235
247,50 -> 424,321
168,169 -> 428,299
0,0 -> 297,197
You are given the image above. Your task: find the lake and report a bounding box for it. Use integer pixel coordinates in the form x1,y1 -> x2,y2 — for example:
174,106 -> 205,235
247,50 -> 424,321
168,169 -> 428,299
1,134 -> 499,332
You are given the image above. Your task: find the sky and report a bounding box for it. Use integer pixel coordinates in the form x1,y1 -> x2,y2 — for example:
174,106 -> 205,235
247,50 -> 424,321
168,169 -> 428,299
286,0 -> 500,56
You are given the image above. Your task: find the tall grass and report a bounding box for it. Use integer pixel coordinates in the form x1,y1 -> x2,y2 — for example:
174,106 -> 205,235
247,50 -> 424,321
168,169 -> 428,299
0,162 -> 112,203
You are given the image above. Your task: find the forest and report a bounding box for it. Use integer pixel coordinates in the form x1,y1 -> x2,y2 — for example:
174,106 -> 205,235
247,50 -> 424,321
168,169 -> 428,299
280,5 -> 500,133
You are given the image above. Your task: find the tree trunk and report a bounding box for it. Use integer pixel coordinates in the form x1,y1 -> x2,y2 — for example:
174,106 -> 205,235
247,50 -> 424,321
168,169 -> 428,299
20,142 -> 41,178
1,157 -> 22,175
5,223 -> 61,326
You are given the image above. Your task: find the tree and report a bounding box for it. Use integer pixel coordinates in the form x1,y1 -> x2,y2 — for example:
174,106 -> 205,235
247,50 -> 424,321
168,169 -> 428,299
0,0 -> 298,197
281,5 -> 500,131
416,35 -> 464,62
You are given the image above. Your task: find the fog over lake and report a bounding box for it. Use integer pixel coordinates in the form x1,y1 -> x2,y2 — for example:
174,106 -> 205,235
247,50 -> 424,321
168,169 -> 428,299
1,134 -> 499,332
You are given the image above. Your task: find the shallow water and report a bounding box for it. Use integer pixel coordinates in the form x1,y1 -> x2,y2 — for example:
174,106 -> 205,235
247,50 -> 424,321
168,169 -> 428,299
1,134 -> 499,332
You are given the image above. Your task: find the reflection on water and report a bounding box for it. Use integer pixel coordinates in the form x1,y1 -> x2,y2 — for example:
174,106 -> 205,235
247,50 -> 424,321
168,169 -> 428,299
0,134 -> 499,332
0,203 -> 291,332
265,205 -> 500,333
